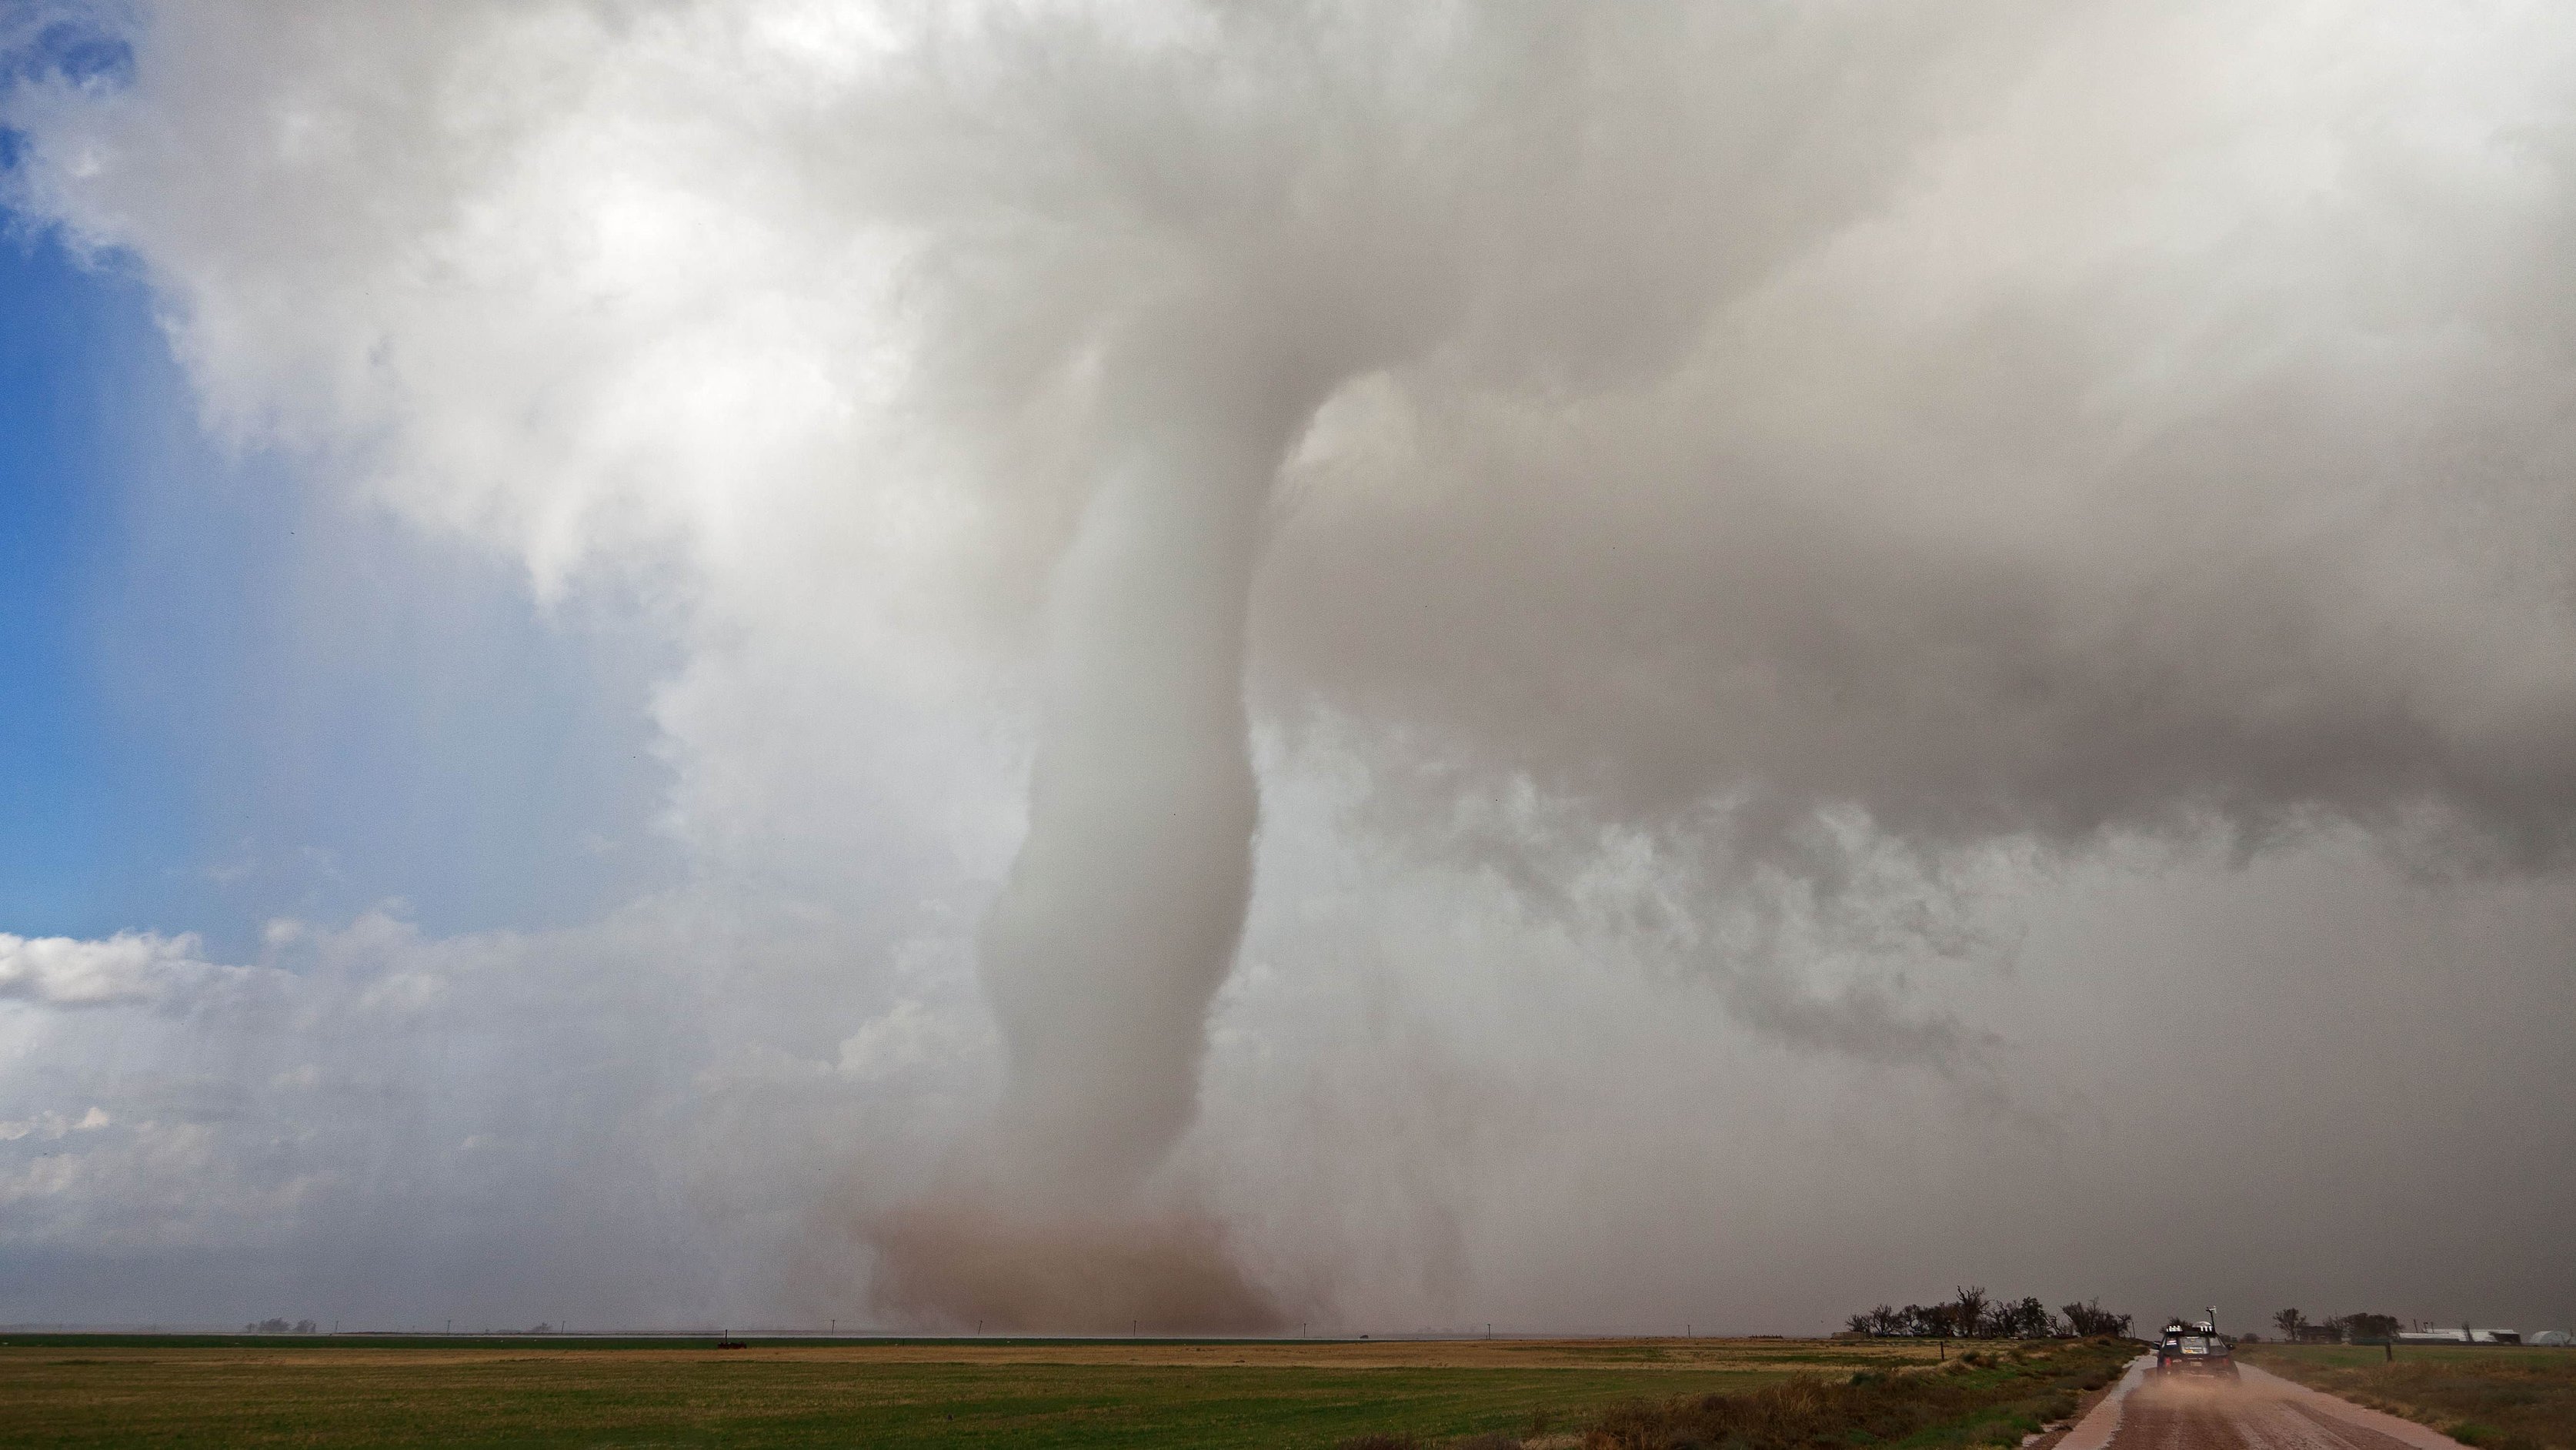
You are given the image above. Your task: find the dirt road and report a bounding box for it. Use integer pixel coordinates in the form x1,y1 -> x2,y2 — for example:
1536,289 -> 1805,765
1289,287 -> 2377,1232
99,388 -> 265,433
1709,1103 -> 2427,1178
2061,1358 -> 2467,1450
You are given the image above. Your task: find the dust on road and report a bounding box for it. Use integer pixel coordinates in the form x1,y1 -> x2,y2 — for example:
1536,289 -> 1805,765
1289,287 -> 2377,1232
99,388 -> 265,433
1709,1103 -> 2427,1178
2073,1359 -> 2468,1450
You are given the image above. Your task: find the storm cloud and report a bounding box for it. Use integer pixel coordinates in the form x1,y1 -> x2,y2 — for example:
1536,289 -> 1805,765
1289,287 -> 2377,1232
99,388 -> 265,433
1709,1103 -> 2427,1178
3,0 -> 2572,1335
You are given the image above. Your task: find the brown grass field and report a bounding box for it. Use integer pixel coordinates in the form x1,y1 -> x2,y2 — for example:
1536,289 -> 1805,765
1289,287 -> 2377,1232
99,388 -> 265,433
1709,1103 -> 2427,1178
0,1333 -> 1958,1448
2242,1344 -> 2576,1450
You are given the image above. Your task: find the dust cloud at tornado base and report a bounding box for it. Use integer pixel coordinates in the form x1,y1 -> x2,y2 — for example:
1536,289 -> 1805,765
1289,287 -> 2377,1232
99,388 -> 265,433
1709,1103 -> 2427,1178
5,2 -> 2576,1331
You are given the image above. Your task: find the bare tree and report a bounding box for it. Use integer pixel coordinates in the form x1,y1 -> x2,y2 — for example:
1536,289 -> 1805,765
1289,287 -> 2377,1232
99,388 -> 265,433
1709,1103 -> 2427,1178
2062,1301 -> 2131,1338
1954,1286 -> 1990,1338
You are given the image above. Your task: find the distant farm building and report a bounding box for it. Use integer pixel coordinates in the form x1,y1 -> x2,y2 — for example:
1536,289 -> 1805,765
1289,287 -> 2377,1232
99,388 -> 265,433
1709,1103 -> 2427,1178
2395,1327 -> 2521,1345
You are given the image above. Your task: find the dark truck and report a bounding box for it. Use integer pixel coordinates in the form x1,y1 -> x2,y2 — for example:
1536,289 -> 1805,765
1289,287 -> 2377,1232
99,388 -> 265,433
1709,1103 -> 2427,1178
2155,1317 -> 2238,1378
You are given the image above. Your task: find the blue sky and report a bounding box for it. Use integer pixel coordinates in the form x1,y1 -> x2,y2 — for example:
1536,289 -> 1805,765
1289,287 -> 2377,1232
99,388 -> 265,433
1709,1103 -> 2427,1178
0,222 -> 185,937
0,219 -> 672,956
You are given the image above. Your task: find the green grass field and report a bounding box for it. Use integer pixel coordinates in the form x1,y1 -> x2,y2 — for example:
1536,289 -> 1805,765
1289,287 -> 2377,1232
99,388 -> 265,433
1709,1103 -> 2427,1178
0,1335 -> 1944,1448
2242,1344 -> 2576,1450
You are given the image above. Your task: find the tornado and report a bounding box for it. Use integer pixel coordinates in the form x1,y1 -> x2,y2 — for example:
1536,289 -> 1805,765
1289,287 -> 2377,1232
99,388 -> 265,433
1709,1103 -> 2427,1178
982,367 -> 1312,1198
869,309 -> 1336,1329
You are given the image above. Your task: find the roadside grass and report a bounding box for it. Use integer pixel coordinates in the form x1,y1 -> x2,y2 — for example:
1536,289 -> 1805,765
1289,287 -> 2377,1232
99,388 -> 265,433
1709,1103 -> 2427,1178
1562,1338 -> 2137,1450
2243,1345 -> 2576,1450
0,1337 -> 1909,1449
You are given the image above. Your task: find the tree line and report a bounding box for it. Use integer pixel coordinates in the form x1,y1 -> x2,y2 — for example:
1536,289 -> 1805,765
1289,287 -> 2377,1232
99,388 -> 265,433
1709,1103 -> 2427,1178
2261,1309 -> 2401,1344
1845,1288 -> 2134,1340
